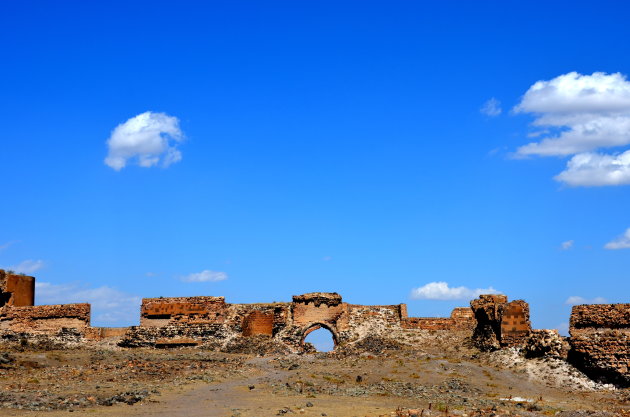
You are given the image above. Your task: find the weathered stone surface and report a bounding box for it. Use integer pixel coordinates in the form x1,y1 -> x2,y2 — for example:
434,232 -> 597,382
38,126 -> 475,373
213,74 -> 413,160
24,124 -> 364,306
119,292 -> 475,351
569,304 -> 630,386
0,269 -> 35,307
470,295 -> 531,351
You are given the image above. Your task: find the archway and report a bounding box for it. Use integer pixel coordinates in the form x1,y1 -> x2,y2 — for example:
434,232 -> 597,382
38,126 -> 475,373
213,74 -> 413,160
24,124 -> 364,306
301,323 -> 338,352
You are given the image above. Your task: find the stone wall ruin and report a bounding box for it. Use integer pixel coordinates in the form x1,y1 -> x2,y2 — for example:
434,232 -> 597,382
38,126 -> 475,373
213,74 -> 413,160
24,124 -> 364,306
569,303 -> 630,386
2,268 -> 630,386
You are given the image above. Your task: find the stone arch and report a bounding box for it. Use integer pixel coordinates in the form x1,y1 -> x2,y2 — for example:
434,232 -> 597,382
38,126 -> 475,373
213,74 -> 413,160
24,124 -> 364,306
300,322 -> 339,349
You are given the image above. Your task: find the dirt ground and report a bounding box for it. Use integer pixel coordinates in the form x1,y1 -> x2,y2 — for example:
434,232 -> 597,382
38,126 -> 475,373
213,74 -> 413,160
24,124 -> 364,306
0,334 -> 628,417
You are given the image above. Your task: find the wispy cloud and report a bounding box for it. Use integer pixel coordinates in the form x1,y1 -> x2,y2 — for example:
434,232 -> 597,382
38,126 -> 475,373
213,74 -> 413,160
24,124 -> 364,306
565,295 -> 607,305
105,111 -> 184,171
36,282 -> 141,325
560,240 -> 574,250
410,281 -> 500,301
513,72 -> 630,187
604,227 -> 630,250
0,241 -> 17,252
2,259 -> 44,274
480,97 -> 502,117
180,270 -> 227,283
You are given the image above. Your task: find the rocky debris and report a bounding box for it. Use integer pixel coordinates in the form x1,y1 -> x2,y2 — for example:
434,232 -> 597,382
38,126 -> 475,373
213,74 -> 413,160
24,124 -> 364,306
482,348 -> 614,391
0,328 -> 83,350
222,335 -> 292,355
0,348 -> 246,412
336,335 -> 402,355
0,352 -> 13,365
524,329 -> 569,359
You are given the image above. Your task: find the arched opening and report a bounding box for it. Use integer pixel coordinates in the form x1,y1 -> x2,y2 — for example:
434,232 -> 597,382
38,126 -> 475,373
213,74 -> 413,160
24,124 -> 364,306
302,324 -> 337,352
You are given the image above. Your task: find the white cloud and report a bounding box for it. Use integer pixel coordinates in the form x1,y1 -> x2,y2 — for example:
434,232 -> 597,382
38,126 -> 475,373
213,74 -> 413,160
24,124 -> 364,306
35,282 -> 141,325
104,111 -> 184,171
515,72 -> 630,157
554,151 -> 630,186
410,281 -> 501,301
2,259 -> 44,274
180,269 -> 227,283
480,98 -> 502,117
565,295 -> 607,305
560,240 -> 574,250
604,227 -> 630,250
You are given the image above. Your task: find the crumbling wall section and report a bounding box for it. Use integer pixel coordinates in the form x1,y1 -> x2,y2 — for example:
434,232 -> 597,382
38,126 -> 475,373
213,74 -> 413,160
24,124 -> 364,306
470,295 -> 531,350
0,303 -> 90,333
569,304 -> 630,386
401,307 -> 475,331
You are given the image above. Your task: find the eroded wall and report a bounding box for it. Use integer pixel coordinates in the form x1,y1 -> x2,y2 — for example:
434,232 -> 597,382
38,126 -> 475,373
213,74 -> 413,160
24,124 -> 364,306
120,292 -> 474,350
569,304 -> 630,386
0,270 -> 35,307
470,295 -> 532,350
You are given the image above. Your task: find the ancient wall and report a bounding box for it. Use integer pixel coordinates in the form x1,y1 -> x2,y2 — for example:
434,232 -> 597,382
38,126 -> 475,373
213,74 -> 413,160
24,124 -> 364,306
0,304 -> 90,333
569,304 -> 630,386
242,311 -> 274,336
0,270 -> 35,307
0,269 -> 92,340
470,294 -> 531,350
119,292 -> 476,350
140,296 -> 228,327
401,307 -> 475,331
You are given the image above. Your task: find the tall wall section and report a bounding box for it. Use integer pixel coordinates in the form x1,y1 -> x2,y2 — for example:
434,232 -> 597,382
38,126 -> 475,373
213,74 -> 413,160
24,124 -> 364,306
569,304 -> 630,386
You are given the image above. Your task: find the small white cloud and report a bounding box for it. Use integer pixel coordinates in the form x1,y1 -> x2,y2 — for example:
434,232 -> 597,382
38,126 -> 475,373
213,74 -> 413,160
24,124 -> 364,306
555,151 -> 630,186
180,270 -> 227,283
35,282 -> 141,325
604,227 -> 630,250
561,240 -> 574,250
410,281 -> 500,301
514,72 -> 630,157
2,259 -> 44,274
322,256 -> 332,262
565,296 -> 607,305
145,272 -> 156,277
480,98 -> 502,117
104,111 -> 184,171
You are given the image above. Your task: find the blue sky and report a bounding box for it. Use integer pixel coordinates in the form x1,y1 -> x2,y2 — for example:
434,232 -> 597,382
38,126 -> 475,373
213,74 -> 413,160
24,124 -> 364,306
2,1 -> 630,333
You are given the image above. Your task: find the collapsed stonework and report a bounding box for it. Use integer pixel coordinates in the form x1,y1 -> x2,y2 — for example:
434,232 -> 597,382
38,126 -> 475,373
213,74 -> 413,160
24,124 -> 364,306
569,303 -> 630,386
